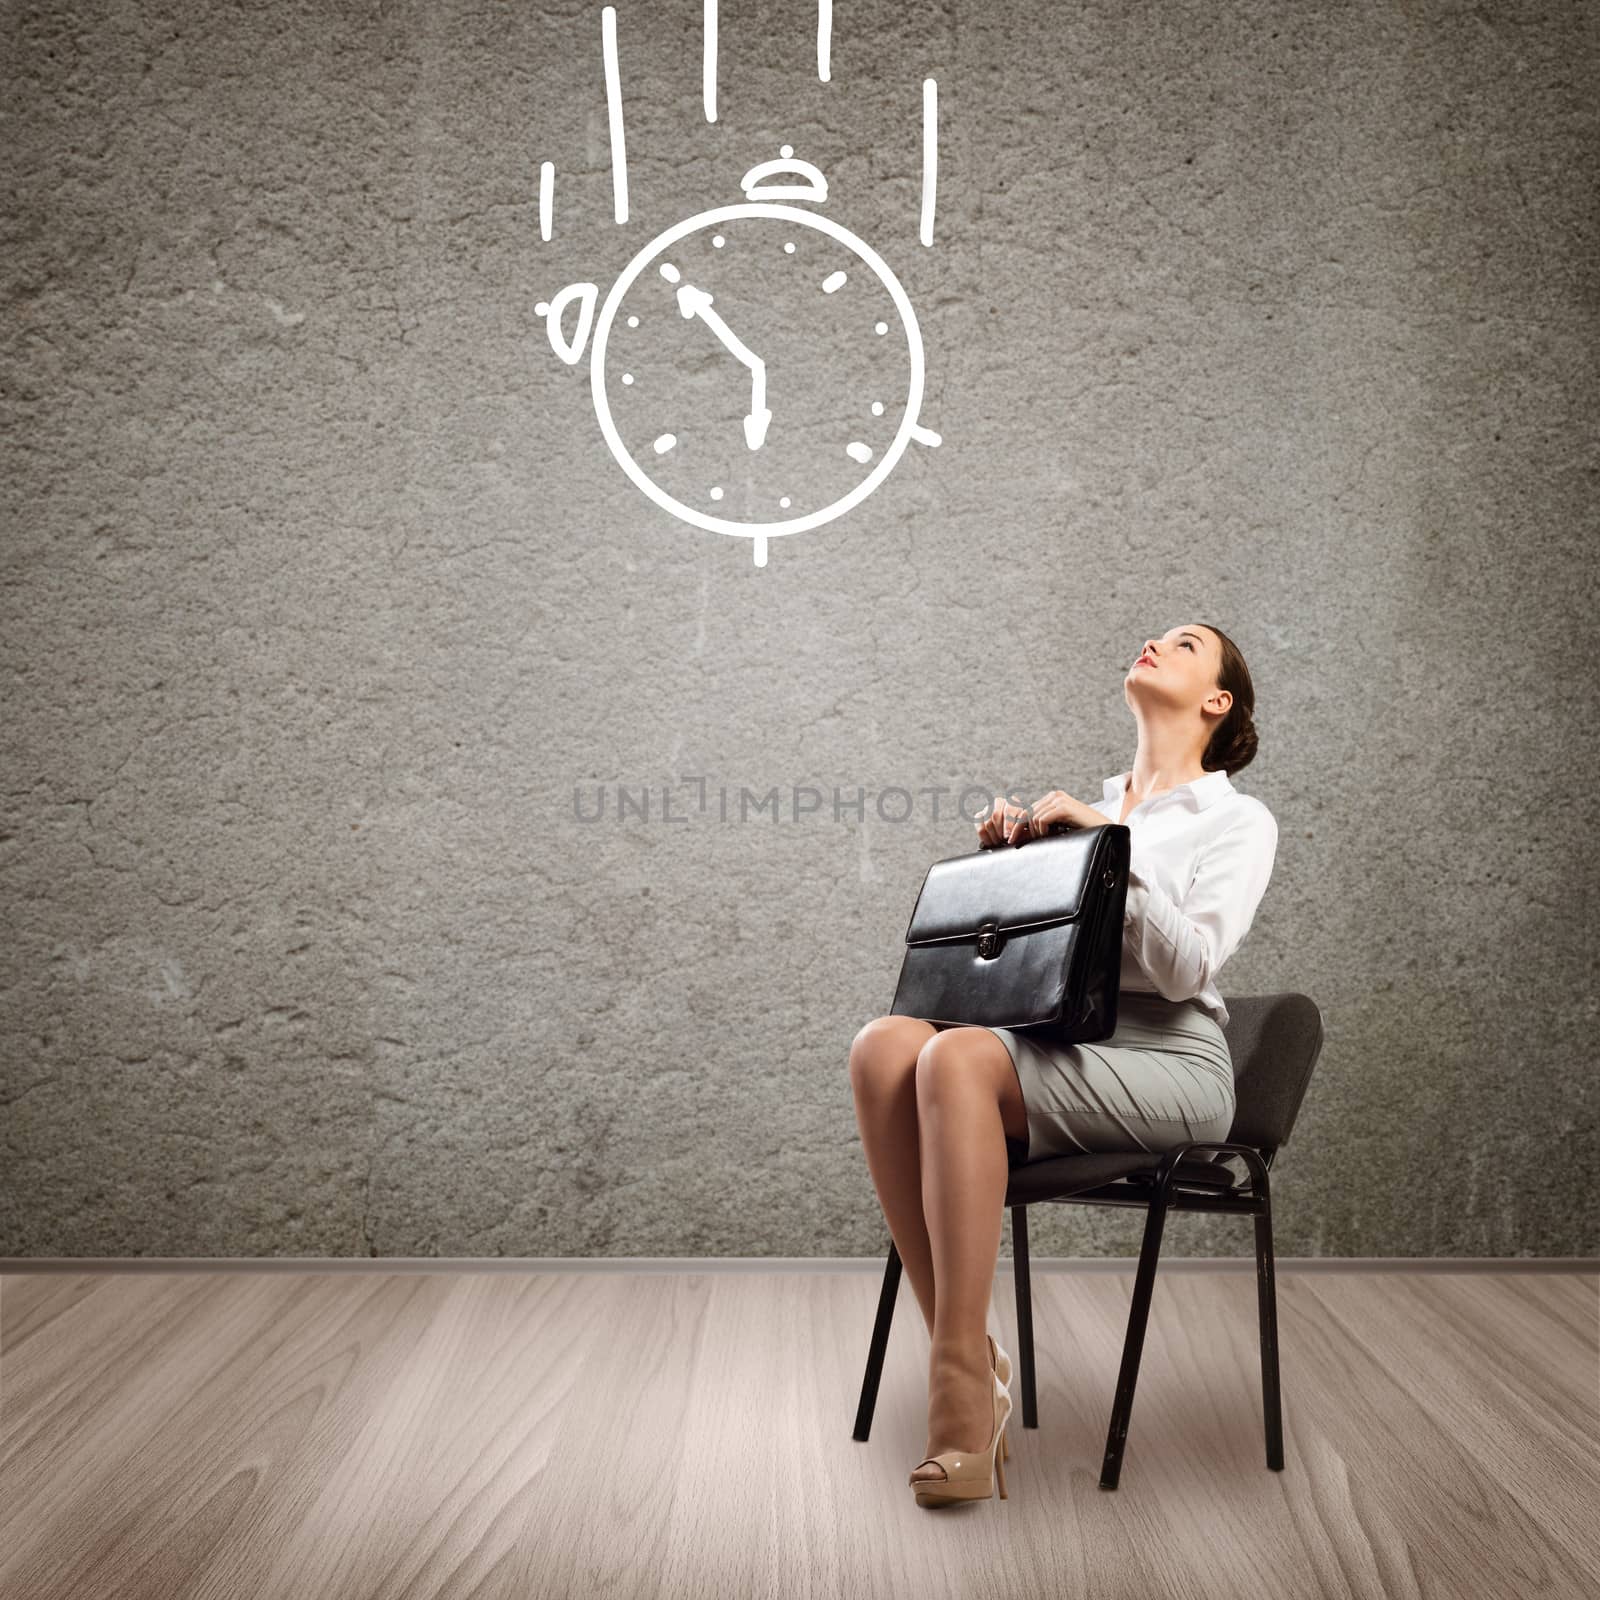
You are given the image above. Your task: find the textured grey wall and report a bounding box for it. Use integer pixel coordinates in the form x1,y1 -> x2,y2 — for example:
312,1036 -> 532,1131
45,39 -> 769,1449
2,1 -> 1596,1259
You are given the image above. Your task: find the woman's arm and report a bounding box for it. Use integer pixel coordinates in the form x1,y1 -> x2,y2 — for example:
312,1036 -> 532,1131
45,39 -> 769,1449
1122,809 -> 1279,1004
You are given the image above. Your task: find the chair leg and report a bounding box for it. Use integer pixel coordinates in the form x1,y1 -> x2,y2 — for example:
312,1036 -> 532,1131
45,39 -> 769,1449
1010,1203 -> 1039,1428
1254,1186 -> 1284,1470
851,1241 -> 902,1441
1099,1190 -> 1170,1490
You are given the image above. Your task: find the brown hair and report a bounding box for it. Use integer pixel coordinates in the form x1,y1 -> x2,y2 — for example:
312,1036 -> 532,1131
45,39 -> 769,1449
1197,622 -> 1259,776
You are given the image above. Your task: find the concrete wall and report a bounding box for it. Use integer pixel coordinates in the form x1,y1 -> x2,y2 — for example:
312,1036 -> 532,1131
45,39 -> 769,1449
2,0 -> 1595,1258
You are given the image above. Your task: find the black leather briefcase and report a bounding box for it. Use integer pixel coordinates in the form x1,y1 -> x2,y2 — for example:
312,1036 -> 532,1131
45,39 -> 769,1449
888,824 -> 1131,1039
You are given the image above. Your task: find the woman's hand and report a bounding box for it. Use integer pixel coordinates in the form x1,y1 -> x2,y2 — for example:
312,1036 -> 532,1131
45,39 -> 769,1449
1024,789 -> 1107,838
976,789 -> 1106,848
975,795 -> 1032,849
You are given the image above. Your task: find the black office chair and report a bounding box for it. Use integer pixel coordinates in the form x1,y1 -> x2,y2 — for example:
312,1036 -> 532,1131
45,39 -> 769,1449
851,991 -> 1325,1489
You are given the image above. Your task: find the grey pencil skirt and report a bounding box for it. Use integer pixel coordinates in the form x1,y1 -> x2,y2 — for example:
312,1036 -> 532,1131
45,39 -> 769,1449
974,990 -> 1236,1165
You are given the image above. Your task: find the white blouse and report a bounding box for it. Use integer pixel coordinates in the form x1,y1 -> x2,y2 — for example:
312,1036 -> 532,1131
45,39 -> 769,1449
1089,768 -> 1279,1031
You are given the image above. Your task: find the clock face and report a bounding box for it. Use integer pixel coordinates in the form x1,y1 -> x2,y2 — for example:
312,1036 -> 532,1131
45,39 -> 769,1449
589,202 -> 926,539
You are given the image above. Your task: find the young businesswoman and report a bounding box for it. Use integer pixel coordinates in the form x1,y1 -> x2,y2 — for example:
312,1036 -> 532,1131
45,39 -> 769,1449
848,622 -> 1279,1506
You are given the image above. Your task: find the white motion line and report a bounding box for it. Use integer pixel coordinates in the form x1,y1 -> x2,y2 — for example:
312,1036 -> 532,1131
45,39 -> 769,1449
602,6 -> 628,223
921,78 -> 937,247
704,0 -> 717,122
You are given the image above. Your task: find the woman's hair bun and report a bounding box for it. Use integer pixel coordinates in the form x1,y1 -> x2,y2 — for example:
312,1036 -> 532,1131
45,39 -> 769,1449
1208,705 -> 1257,777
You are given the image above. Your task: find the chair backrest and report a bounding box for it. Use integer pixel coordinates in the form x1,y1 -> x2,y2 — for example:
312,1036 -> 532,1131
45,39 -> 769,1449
1219,992 -> 1325,1151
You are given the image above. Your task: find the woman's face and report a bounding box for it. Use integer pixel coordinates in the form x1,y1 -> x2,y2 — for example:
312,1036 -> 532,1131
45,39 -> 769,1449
1125,624 -> 1230,719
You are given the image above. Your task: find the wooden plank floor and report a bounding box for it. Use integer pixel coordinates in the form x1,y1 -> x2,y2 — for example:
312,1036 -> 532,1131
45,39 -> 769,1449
2,1269 -> 1596,1599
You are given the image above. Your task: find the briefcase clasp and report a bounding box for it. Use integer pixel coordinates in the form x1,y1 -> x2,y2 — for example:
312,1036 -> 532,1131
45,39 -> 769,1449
975,920 -> 1004,960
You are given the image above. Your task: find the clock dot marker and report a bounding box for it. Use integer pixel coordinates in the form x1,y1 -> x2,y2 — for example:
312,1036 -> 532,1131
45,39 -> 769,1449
627,314 -> 639,327
709,485 -> 724,501
871,400 -> 885,416
781,144 -> 793,157
874,320 -> 889,335
653,433 -> 676,454
622,372 -> 634,385
779,496 -> 791,508
658,262 -> 682,284
712,234 -> 725,247
534,300 -> 550,317
846,440 -> 873,464
783,241 -> 796,253
822,270 -> 847,293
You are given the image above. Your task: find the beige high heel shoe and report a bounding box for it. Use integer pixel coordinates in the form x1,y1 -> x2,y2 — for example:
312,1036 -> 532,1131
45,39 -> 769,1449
908,1365 -> 1013,1507
987,1333 -> 1012,1463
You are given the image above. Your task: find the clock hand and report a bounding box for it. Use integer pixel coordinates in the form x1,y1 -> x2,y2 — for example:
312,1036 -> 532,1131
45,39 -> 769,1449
675,283 -> 772,450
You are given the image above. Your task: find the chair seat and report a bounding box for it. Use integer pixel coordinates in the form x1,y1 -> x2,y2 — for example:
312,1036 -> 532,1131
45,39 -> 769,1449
1005,1149 -> 1242,1203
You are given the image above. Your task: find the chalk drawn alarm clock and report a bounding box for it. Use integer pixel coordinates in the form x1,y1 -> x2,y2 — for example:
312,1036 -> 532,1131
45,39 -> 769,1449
535,148 -> 942,566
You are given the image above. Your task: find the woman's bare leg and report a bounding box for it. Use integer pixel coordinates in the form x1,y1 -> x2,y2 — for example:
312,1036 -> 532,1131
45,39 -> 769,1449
849,1015 -> 940,1336
910,1026 -> 1029,1482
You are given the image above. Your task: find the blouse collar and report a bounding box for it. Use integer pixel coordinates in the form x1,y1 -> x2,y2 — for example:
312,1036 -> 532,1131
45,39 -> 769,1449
1103,767 -> 1235,813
